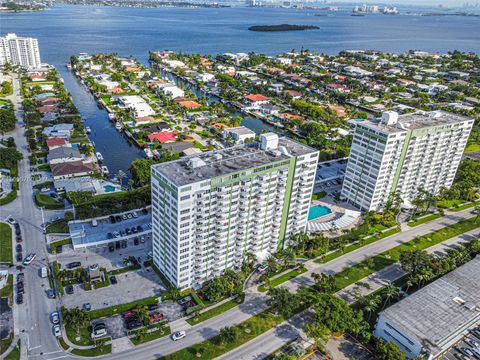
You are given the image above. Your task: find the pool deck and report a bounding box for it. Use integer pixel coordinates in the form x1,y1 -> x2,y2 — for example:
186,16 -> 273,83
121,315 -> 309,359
308,197 -> 361,235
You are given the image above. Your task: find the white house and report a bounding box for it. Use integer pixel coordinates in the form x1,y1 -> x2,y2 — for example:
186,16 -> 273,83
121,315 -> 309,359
222,126 -> 256,144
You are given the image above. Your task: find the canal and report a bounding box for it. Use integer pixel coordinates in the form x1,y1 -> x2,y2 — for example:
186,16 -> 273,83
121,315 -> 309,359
59,68 -> 145,179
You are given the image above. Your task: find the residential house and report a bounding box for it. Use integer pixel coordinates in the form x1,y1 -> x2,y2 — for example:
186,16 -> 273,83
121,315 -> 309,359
46,137 -> 69,151
223,126 -> 256,144
47,146 -> 83,164
50,161 -> 94,180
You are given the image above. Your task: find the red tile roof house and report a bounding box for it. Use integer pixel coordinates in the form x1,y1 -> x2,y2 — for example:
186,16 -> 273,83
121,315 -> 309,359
178,100 -> 202,110
51,161 -> 94,180
148,131 -> 178,144
283,90 -> 302,100
46,137 -> 68,150
326,84 -> 351,94
38,105 -> 59,114
30,74 -> 47,82
245,94 -> 271,106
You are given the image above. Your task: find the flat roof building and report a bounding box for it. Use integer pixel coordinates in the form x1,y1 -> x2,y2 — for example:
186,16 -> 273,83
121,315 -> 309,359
341,111 -> 474,211
0,33 -> 41,68
151,133 -> 319,289
374,256 -> 480,359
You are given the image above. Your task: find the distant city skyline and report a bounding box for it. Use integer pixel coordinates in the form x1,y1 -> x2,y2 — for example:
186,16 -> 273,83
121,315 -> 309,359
317,0 -> 478,7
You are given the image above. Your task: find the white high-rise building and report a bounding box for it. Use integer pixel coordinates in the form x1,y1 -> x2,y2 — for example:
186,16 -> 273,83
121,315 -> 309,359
151,133 -> 318,289
0,33 -> 41,68
341,111 -> 474,211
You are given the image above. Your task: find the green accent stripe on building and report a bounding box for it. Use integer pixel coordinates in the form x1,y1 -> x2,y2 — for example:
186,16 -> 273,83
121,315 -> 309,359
391,129 -> 413,193
278,156 -> 297,250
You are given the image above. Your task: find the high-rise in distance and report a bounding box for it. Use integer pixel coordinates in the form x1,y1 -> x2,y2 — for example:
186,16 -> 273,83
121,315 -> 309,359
0,33 -> 41,68
151,133 -> 318,289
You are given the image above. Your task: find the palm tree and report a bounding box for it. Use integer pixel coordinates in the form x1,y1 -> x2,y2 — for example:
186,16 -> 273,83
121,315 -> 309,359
135,304 -> 150,324
363,296 -> 381,320
473,205 -> 480,223
281,247 -> 296,267
63,307 -> 89,335
265,255 -> 278,274
116,170 -> 126,188
382,284 -> 399,309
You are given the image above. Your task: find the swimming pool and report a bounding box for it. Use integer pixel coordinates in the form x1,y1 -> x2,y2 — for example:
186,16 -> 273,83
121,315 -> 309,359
308,205 -> 332,221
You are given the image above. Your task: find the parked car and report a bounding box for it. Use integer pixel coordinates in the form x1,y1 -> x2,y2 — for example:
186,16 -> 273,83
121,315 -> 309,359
107,232 -> 113,239
121,240 -> 127,249
16,273 -> 24,282
115,241 -> 120,250
47,289 -> 55,298
132,211 -> 138,218
16,244 -> 22,253
109,276 -> 117,285
51,311 -> 60,324
122,214 -> 128,220
53,324 -> 61,337
109,215 -> 116,224
127,213 -> 133,219
171,331 -> 186,341
16,282 -> 24,294
16,253 -> 23,262
131,227 -> 137,234
83,303 -> 91,311
16,235 -> 22,243
108,243 -> 114,252
454,353 -> 470,360
140,235 -> 145,243
6,216 -> 16,225
465,337 -> 480,350
115,215 -> 122,222
133,237 -> 139,246
136,225 -> 143,232
113,231 -> 120,238
90,323 -> 107,339
57,245 -> 63,254
65,285 -> 74,295
66,262 -> 81,269
472,328 -> 480,340
16,294 -> 23,304
126,320 -> 142,330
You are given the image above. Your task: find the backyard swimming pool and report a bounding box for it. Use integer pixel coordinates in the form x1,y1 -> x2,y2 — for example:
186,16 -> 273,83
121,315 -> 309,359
308,205 -> 332,221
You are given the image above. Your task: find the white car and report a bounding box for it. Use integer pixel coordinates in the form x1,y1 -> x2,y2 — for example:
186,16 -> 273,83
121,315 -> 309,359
51,311 -> 60,324
171,331 -> 186,341
53,324 -> 61,337
132,211 -> 138,218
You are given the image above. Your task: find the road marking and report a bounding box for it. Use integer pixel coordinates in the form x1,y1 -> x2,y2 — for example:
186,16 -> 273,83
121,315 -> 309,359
29,345 -> 42,350
45,355 -> 70,360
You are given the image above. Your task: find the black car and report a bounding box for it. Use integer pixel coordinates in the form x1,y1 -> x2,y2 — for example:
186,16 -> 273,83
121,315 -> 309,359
65,285 -> 74,295
136,225 -> 143,232
131,227 -> 137,234
16,282 -> 24,294
133,237 -> 139,246
57,245 -> 63,254
110,215 -> 116,224
16,235 -> 22,243
15,228 -> 21,236
16,253 -> 23,262
115,241 -> 120,250
66,262 -> 81,269
148,304 -> 159,311
109,276 -> 117,285
16,273 -> 24,282
142,208 -> 148,215
16,244 -> 22,253
16,294 -> 23,304
115,215 -> 122,222
125,228 -> 131,235
126,320 -> 142,330
121,241 -> 127,249
107,232 -> 113,239
108,243 -> 115,252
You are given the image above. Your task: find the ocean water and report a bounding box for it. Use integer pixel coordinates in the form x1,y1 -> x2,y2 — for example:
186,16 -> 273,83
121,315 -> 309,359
1,5 -> 478,174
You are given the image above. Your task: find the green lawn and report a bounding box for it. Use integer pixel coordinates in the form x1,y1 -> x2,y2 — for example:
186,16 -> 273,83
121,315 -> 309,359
162,312 -> 284,360
311,191 -> 326,200
46,220 -> 69,234
64,323 -> 94,346
35,192 -> 64,209
50,238 -> 72,253
0,223 -> 13,263
70,344 -> 112,357
450,200 -> 480,212
0,190 -> 17,206
131,323 -> 171,345
4,340 -> 20,360
58,337 -> 70,350
0,275 -> 13,299
464,143 -> 480,152
88,297 -> 158,319
186,295 -> 245,325
0,334 -> 13,356
408,213 -> 442,227
258,267 -> 308,292
315,227 -> 401,265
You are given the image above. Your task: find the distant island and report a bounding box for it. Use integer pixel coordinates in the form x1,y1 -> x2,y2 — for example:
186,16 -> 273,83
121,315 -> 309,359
0,1 -> 45,12
248,24 -> 320,32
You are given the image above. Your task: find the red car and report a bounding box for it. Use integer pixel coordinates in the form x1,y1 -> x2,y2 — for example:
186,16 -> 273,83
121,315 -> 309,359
149,312 -> 165,324
122,310 -> 137,319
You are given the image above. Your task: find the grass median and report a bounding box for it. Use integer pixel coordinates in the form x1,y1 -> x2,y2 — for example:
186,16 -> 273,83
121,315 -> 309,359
258,267 -> 308,292
186,294 -> 245,325
0,223 -> 13,264
130,323 -> 171,345
315,227 -> 401,265
407,213 -> 442,227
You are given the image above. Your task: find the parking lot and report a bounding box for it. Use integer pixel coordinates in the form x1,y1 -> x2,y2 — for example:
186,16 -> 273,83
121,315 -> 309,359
54,235 -> 152,271
69,208 -> 152,249
61,267 -> 168,311
440,327 -> 480,360
316,159 -> 347,183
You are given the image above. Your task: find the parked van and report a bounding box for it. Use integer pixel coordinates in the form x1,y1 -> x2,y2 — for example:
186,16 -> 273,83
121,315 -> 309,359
40,266 -> 48,278
92,218 -> 98,227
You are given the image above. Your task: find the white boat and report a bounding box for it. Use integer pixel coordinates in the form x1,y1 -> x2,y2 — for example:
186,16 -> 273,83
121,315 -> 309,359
115,122 -> 122,130
96,152 -> 104,162
85,126 -> 92,134
144,148 -> 154,158
101,166 -> 109,175
108,113 -> 115,121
